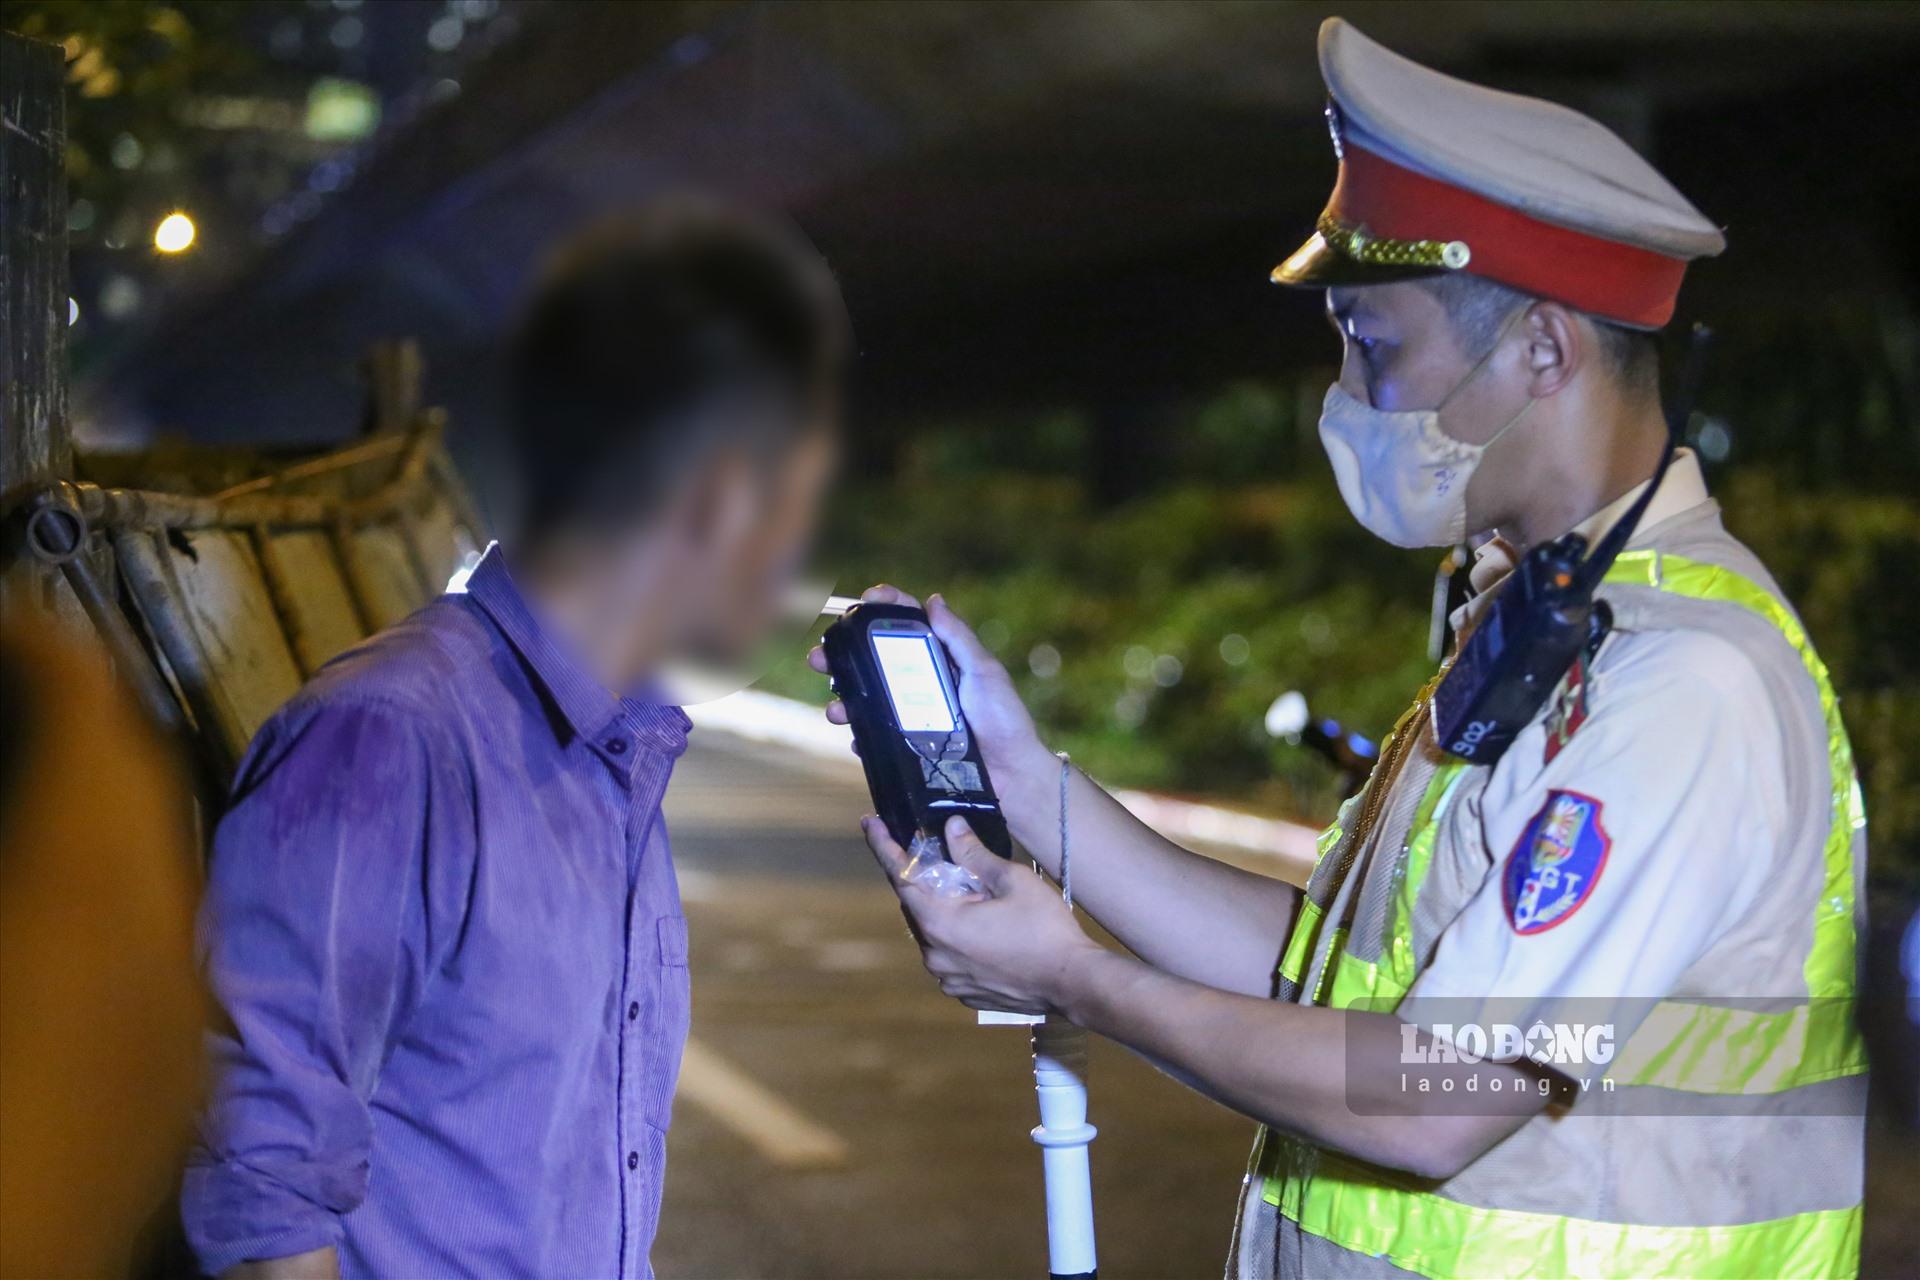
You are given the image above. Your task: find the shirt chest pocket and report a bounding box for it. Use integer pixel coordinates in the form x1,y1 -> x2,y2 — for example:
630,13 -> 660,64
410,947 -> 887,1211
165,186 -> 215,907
641,913 -> 692,1130
658,914 -> 689,967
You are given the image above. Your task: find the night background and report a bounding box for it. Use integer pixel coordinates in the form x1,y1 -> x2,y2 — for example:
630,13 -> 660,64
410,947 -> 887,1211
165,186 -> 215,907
11,0 -> 1915,861
3,1 -> 1917,1276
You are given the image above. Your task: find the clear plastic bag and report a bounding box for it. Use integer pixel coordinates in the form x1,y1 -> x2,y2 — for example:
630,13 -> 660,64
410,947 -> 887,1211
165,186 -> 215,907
899,831 -> 985,898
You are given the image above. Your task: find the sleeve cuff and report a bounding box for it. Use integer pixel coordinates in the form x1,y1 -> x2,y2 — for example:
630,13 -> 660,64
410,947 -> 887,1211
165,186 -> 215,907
181,1160 -> 347,1275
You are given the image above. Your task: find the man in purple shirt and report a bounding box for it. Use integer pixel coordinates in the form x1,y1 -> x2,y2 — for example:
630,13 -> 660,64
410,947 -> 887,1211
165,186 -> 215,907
183,200 -> 848,1279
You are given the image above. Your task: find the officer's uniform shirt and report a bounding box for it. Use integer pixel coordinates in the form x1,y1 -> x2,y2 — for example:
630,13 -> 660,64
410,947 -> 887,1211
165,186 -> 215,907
1408,452 -> 1789,1071
1232,453 -> 1865,1278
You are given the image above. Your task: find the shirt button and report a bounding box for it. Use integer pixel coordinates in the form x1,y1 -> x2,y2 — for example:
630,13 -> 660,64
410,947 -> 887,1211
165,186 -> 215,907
606,738 -> 628,756
627,1001 -> 639,1021
627,1151 -> 640,1171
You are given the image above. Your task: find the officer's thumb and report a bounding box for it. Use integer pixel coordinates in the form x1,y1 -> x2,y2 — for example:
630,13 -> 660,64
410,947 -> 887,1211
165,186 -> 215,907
928,595 -> 993,675
945,816 -> 1010,891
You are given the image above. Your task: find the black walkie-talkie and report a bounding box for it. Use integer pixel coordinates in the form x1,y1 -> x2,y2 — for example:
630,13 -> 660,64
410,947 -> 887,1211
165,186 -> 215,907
1433,324 -> 1711,764
821,602 -> 1015,861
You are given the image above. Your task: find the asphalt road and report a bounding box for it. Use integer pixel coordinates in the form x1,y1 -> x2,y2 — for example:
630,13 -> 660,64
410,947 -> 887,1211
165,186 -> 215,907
651,731 -> 1257,1280
651,729 -> 1920,1280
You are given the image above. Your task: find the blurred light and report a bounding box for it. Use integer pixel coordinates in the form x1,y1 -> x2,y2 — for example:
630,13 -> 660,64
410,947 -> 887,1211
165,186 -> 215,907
67,297 -> 79,326
310,157 -> 351,192
306,78 -> 380,141
1264,691 -> 1309,739
1028,643 -> 1062,679
67,198 -> 95,233
79,66 -> 123,99
269,18 -> 303,56
1114,690 -> 1149,730
457,0 -> 497,18
153,212 -> 196,253
1298,611 -> 1333,652
1123,644 -> 1153,680
109,132 -> 143,170
427,15 -> 465,51
1693,415 -> 1733,464
670,33 -> 712,66
1151,654 -> 1184,688
430,78 -> 461,102
1219,632 -> 1250,666
178,94 -> 304,132
330,15 -> 364,48
100,275 -> 142,319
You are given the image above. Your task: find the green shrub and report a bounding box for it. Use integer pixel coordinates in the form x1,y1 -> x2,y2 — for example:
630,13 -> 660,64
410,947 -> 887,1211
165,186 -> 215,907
1716,471 -> 1920,880
780,390 -> 1917,884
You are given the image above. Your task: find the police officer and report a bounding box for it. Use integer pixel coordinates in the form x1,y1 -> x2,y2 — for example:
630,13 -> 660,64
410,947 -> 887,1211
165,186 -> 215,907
813,18 -> 1867,1278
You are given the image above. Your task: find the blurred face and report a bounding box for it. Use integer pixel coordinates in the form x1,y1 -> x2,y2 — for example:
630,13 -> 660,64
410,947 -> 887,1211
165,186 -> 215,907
674,423 -> 838,665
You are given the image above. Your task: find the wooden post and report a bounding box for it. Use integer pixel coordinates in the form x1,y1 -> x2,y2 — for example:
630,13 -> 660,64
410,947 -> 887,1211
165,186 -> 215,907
365,338 -> 424,437
1,30 -> 75,624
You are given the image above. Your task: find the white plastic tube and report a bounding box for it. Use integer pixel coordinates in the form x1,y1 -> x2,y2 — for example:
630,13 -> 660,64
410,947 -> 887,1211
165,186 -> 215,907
1031,1017 -> 1098,1279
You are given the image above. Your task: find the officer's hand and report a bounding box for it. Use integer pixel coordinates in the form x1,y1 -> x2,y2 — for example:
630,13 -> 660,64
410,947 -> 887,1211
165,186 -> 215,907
864,815 -> 1099,1015
808,585 -> 1048,780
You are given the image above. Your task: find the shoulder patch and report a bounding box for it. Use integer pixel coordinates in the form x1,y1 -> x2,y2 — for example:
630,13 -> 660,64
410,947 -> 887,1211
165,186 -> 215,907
1502,790 -> 1610,934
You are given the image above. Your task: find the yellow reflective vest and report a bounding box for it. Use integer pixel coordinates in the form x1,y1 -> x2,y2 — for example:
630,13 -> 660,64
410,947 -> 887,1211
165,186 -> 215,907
1242,546 -> 1868,1280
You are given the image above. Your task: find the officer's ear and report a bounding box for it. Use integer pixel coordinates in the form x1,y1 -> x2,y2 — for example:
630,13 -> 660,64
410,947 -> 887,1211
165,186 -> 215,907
1518,301 -> 1582,399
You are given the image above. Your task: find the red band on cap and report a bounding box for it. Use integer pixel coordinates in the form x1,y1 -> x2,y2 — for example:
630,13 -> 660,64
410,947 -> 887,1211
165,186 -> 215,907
1331,145 -> 1689,328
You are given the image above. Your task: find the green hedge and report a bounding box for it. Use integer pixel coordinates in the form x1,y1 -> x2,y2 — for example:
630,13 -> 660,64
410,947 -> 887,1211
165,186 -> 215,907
763,405 -> 1918,882
1714,471 -> 1920,879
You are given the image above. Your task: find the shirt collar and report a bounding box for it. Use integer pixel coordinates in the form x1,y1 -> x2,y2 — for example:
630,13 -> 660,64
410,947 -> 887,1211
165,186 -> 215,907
1566,447 -> 1710,549
1449,449 -> 1713,635
463,544 -> 690,758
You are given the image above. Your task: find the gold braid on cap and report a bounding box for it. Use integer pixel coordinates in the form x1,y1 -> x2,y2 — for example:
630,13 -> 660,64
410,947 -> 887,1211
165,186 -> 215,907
1319,212 -> 1471,271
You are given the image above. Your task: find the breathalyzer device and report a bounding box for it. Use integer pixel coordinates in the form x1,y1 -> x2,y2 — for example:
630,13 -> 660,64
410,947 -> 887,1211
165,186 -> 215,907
821,602 -> 1014,862
826,602 -> 1098,1279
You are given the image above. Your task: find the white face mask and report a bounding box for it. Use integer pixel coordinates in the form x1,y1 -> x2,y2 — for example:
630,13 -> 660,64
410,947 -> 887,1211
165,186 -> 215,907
1316,336 -> 1536,548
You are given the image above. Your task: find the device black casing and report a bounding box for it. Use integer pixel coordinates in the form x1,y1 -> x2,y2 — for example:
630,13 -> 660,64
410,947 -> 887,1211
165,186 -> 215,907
821,602 -> 1014,859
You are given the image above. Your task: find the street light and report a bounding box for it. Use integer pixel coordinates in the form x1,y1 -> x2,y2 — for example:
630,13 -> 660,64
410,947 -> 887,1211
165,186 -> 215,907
153,212 -> 196,253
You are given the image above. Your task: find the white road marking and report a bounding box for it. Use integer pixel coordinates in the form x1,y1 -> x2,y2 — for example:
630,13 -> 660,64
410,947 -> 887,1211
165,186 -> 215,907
811,938 -> 894,972
682,689 -> 1321,880
676,1037 -> 851,1169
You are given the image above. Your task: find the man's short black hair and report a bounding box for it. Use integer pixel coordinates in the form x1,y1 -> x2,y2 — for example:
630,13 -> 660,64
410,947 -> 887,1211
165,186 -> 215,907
1415,273 -> 1659,396
508,196 -> 850,545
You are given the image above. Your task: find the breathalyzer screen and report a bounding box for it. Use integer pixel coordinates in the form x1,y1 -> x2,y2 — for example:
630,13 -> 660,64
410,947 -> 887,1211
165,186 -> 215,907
872,634 -> 957,732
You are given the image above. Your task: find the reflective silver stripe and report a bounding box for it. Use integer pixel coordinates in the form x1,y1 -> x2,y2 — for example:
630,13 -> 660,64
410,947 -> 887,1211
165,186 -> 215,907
1229,1182 -> 1425,1280
1611,996 -> 1867,1093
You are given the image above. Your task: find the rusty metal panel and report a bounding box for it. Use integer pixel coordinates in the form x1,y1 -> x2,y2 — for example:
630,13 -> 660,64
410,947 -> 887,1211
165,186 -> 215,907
265,529 -> 367,674
114,528 -> 303,768
343,522 -> 429,630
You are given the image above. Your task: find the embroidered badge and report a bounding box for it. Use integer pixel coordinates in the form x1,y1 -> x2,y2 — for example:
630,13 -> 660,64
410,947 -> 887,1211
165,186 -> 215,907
1502,790 -> 1609,934
1543,652 -> 1589,764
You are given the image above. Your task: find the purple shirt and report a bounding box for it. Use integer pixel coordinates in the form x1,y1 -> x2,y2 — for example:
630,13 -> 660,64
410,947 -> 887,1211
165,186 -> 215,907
183,546 -> 692,1278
